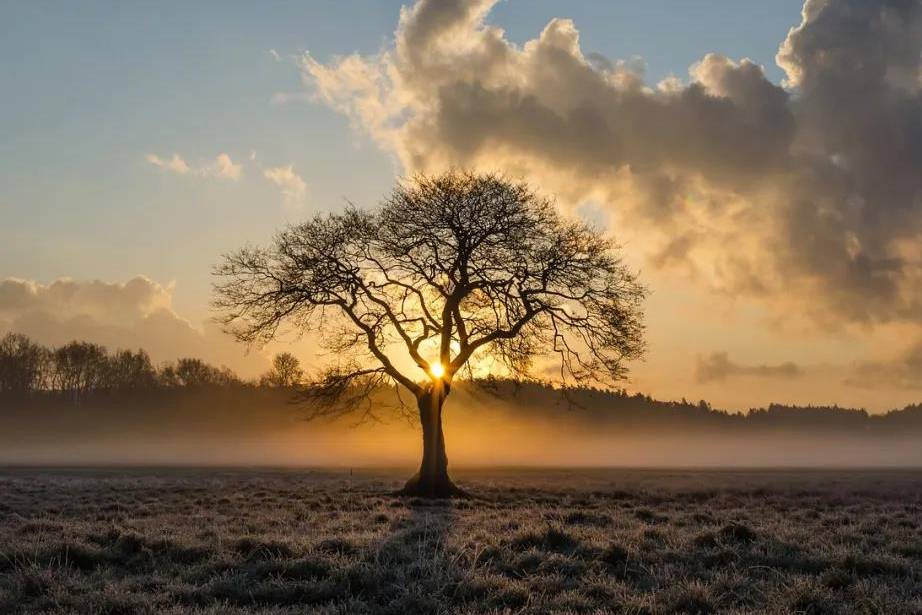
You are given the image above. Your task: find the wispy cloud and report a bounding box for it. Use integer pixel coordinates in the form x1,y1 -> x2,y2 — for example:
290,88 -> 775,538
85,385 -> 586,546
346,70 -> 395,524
146,150 -> 306,211
146,152 -> 241,180
263,164 -> 307,210
271,91 -> 313,105
204,153 -> 242,180
696,352 -> 802,384
146,153 -> 191,175
846,343 -> 922,391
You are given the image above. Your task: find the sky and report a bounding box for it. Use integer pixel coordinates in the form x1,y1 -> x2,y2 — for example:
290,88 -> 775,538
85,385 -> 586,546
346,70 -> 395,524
3,0 -> 922,412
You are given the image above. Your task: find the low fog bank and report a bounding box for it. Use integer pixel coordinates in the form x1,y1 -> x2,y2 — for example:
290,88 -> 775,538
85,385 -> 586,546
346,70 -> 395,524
3,383 -> 922,467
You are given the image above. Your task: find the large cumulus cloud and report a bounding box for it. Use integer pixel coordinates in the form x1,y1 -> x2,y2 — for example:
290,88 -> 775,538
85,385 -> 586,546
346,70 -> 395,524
303,0 -> 922,327
0,276 -> 268,374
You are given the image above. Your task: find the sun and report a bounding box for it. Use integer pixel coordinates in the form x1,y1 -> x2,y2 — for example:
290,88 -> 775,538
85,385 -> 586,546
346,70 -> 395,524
429,362 -> 445,379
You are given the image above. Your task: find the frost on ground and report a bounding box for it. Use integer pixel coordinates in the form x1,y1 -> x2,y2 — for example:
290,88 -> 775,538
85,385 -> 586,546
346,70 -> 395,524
1,469 -> 921,614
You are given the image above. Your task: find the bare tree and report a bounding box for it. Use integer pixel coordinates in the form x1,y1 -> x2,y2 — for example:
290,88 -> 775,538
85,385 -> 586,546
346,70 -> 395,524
260,352 -> 304,388
105,349 -> 157,391
214,171 -> 645,497
0,333 -> 50,395
51,341 -> 108,401
161,358 -> 240,388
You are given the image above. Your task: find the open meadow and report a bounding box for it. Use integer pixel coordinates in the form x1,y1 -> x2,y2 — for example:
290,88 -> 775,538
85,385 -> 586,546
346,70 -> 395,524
1,468 -> 921,614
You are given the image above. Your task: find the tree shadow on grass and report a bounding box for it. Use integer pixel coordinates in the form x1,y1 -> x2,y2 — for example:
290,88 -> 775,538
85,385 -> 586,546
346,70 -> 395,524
364,498 -> 460,613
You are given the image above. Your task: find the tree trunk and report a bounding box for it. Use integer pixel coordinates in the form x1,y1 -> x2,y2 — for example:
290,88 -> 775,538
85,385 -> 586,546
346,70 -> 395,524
399,385 -> 465,498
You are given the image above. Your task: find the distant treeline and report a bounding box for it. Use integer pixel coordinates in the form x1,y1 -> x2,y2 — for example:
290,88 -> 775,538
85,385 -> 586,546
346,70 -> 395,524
468,380 -> 922,434
3,333 -> 922,434
0,333 -> 302,399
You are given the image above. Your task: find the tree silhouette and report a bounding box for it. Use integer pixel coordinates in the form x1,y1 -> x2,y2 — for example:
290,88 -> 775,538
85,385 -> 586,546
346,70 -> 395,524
0,333 -> 49,395
164,358 -> 239,388
260,353 -> 304,388
214,172 -> 645,497
51,341 -> 107,400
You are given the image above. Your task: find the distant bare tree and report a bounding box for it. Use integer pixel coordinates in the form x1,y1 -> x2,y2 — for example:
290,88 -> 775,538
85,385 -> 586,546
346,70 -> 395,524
105,349 -> 157,391
164,358 -> 240,388
260,352 -> 304,388
214,171 -> 645,497
0,334 -> 251,401
51,341 -> 108,400
0,333 -> 49,395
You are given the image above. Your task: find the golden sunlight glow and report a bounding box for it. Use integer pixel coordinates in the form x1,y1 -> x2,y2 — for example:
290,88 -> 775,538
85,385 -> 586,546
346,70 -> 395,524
430,362 -> 445,379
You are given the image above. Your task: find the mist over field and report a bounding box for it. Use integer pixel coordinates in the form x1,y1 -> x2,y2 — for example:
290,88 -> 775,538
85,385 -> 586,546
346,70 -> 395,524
4,383 -> 922,468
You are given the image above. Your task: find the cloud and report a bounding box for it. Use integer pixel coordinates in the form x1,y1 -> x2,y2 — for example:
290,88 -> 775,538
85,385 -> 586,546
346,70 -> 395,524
271,91 -> 313,105
846,343 -> 922,390
302,0 -> 922,329
204,153 -> 242,180
146,150 -> 306,210
696,352 -> 803,383
0,276 -> 267,375
146,153 -> 190,175
147,152 -> 242,180
263,165 -> 308,210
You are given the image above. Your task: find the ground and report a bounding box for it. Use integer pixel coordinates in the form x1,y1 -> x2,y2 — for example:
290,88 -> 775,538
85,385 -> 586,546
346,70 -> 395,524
1,469 -> 921,614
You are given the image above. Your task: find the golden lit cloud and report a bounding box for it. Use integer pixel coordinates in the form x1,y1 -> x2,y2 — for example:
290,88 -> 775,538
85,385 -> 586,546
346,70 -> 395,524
263,164 -> 308,210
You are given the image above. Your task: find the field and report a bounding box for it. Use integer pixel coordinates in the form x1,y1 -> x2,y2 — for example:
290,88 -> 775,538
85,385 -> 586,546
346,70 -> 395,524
1,469 -> 921,614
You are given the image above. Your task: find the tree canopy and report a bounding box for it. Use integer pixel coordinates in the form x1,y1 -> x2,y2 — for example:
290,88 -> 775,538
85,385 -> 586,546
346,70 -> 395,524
214,171 -> 645,411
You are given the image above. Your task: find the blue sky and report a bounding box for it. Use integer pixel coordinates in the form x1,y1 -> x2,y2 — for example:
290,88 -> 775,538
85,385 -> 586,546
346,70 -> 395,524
2,0 -> 803,319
